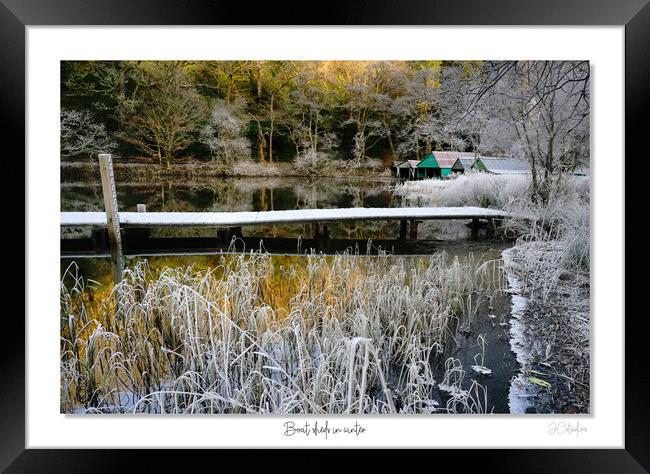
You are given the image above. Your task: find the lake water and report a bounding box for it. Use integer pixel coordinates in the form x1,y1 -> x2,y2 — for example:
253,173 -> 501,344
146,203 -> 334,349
60,175 -> 519,413
61,176 -> 481,244
61,176 -> 397,213
61,175 -> 511,302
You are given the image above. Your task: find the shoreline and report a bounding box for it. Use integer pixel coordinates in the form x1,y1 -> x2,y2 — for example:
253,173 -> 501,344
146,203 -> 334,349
502,244 -> 590,414
61,160 -> 392,181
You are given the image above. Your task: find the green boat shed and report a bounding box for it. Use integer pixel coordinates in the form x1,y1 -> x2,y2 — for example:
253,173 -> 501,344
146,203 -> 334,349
416,151 -> 476,178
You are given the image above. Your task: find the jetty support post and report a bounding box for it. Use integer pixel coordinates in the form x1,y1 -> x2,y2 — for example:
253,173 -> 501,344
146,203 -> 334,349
409,219 -> 421,240
98,154 -> 124,285
312,223 -> 330,251
322,224 -> 330,241
221,226 -> 242,245
91,227 -> 108,251
487,217 -> 496,238
217,227 -> 227,244
399,219 -> 408,240
471,218 -> 480,240
320,224 -> 330,252
124,203 -> 151,250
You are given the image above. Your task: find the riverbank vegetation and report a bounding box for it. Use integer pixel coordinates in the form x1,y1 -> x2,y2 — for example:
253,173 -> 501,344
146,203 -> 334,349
60,157 -> 389,182
61,252 -> 506,414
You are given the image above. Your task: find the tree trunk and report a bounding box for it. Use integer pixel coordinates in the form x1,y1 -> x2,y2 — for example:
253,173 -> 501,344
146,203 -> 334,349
258,135 -> 265,163
268,94 -> 274,163
256,62 -> 263,100
256,120 -> 266,163
166,145 -> 172,170
383,113 -> 395,158
313,114 -> 319,153
530,153 -> 540,200
424,137 -> 432,155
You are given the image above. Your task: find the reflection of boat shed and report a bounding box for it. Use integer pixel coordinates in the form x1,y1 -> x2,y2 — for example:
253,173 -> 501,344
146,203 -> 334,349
396,160 -> 420,179
473,156 -> 531,174
417,151 -> 476,178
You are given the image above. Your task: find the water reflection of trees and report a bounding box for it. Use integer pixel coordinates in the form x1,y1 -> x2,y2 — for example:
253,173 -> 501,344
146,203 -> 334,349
62,177 -> 395,212
61,177 -> 401,239
60,185 -> 104,212
60,177 -> 474,242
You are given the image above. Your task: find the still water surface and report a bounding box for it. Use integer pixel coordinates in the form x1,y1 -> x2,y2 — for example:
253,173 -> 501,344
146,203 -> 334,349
61,176 -> 476,242
61,176 -> 397,213
61,176 -> 518,413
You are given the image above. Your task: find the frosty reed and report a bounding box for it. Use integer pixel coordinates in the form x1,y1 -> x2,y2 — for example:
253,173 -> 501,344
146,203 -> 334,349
61,251 -> 504,414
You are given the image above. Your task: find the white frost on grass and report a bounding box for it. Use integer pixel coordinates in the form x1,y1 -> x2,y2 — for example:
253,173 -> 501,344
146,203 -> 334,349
394,172 -> 531,210
60,252 -> 503,415
470,365 -> 492,376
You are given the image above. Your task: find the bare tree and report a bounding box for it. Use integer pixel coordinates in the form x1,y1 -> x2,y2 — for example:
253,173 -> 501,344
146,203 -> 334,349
287,65 -> 340,168
246,61 -> 298,163
199,98 -> 251,165
118,62 -> 207,168
464,61 -> 590,198
343,62 -> 403,165
394,67 -> 464,159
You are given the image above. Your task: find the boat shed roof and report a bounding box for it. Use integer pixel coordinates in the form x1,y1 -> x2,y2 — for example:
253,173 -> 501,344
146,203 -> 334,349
458,157 -> 476,168
419,151 -> 477,169
478,156 -> 531,174
397,160 -> 421,168
433,151 -> 476,168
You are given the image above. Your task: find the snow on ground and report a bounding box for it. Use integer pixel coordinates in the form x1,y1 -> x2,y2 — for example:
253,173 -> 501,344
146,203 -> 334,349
502,246 -> 535,414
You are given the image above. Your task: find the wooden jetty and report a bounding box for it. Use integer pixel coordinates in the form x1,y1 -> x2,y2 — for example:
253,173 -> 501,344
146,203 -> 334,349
61,206 -> 508,263
61,206 -> 508,228
61,154 -> 510,284
61,206 -> 508,248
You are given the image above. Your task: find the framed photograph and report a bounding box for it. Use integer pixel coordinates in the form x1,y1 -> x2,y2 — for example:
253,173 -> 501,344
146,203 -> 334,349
8,0 -> 646,469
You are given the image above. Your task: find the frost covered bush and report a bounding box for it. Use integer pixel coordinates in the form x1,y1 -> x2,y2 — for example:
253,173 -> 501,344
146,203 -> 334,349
294,151 -> 384,175
294,149 -> 332,173
200,99 -> 251,165
61,109 -> 117,158
396,172 -> 530,209
511,175 -> 590,271
395,172 -> 590,271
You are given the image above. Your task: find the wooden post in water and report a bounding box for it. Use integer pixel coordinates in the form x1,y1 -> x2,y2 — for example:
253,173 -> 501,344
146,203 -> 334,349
98,154 -> 124,284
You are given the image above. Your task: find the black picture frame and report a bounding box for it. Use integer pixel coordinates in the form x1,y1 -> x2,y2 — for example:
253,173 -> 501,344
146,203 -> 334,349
5,0 -> 647,470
